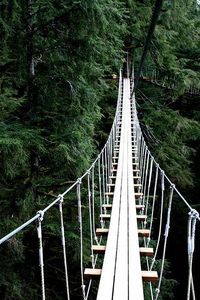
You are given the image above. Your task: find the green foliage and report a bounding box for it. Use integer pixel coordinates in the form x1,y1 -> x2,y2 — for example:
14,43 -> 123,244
0,0 -> 199,299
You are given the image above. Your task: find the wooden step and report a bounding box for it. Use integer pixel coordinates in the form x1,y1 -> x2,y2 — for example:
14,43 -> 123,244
96,228 -> 109,236
135,192 -> 143,197
112,157 -> 119,159
133,169 -> 140,172
133,176 -> 141,179
137,214 -> 147,221
84,268 -> 101,279
107,183 -> 115,186
139,247 -> 154,256
136,204 -> 145,209
105,192 -> 114,196
138,229 -> 150,237
134,184 -> 142,187
141,271 -> 158,282
102,204 -> 112,209
84,269 -> 158,282
100,214 -> 111,219
92,245 -> 106,254
102,204 -> 144,210
96,228 -> 150,237
100,214 -> 146,221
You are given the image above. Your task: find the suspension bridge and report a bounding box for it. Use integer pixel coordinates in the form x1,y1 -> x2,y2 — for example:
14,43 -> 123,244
0,68 -> 199,300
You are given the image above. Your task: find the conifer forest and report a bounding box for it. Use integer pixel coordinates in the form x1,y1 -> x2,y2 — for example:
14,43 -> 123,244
0,0 -> 200,299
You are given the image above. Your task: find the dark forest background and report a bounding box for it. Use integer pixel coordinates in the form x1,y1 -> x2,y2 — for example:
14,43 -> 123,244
0,0 -> 200,299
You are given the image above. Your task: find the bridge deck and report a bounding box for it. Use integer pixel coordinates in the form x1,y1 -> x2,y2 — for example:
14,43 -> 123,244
96,78 -> 144,299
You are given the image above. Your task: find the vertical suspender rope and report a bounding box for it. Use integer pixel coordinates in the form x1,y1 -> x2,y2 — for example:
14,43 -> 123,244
147,163 -> 159,247
98,156 -> 104,228
37,210 -> 45,300
77,179 -> 86,300
141,146 -> 147,186
187,209 -> 199,300
140,139 -> 146,175
92,165 -> 99,245
87,172 -> 94,267
58,195 -> 71,300
102,151 -> 106,206
154,184 -> 174,300
104,148 -> 108,204
142,150 -> 150,207
144,156 -> 154,224
150,170 -> 165,270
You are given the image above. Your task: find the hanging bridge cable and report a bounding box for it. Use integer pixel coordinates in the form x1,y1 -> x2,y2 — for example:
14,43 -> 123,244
87,171 -> 95,267
144,156 -> 154,226
187,209 -> 199,300
36,210 -> 46,300
154,184 -> 174,300
92,164 -> 99,245
142,150 -> 150,208
150,169 -> 165,270
147,162 -> 159,247
131,0 -> 164,95
139,137 -> 145,173
141,146 -> 148,197
58,195 -> 71,300
77,179 -> 86,300
98,156 -> 104,228
101,150 -> 106,207
104,148 -> 108,204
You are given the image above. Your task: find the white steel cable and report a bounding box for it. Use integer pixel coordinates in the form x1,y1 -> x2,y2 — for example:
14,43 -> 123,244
154,184 -> 174,300
92,165 -> 99,245
77,180 -> 86,300
101,151 -> 106,206
98,156 -> 104,228
58,195 -> 70,300
87,172 -> 95,267
37,210 -> 45,300
187,209 -> 199,300
150,170 -> 165,270
142,150 -> 150,207
147,162 -> 159,247
144,156 -> 154,223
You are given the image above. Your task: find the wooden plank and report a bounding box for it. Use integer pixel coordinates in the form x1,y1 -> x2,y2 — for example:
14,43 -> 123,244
105,192 -> 114,196
92,245 -> 106,253
96,228 -> 109,236
84,268 -> 101,279
135,192 -> 143,197
142,271 -> 158,282
136,215 -> 147,221
139,247 -> 154,256
102,204 -> 112,209
138,229 -> 150,237
100,214 -> 111,219
102,204 -> 144,210
136,204 -> 145,209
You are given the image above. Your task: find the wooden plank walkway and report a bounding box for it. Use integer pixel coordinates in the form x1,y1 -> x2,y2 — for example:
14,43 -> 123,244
97,78 -> 144,299
84,77 -> 158,299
